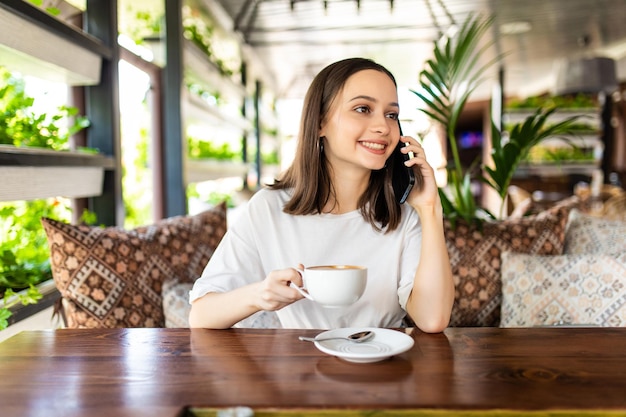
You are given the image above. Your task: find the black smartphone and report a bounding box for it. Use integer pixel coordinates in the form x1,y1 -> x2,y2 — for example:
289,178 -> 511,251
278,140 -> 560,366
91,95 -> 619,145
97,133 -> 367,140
391,121 -> 416,204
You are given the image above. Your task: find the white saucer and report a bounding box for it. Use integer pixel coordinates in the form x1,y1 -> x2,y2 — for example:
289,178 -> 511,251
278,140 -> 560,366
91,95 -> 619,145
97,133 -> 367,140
312,327 -> 414,363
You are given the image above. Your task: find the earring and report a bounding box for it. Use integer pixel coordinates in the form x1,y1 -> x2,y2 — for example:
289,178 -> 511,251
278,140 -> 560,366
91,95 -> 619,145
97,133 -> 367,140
319,136 -> 325,153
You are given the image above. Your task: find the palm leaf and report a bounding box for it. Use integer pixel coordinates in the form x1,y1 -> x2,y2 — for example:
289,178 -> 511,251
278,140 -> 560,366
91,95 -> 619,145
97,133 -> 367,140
412,13 -> 504,225
482,107 -> 582,217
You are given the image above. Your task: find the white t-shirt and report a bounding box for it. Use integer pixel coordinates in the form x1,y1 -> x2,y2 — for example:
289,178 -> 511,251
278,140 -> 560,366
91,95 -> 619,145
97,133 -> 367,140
189,188 -> 422,329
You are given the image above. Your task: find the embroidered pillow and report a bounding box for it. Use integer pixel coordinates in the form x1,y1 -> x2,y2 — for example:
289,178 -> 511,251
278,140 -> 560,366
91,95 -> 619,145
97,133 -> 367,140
162,281 -> 193,328
446,205 -> 571,327
500,252 -> 626,327
162,282 -> 282,329
41,203 -> 227,328
564,209 -> 626,255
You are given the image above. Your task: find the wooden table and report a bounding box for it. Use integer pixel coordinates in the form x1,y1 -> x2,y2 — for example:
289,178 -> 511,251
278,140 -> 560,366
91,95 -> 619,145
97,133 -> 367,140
1,327 -> 625,417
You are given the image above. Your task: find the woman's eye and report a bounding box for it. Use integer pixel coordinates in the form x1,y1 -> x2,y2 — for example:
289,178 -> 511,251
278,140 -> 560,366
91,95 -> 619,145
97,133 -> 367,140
386,113 -> 399,120
355,105 -> 370,114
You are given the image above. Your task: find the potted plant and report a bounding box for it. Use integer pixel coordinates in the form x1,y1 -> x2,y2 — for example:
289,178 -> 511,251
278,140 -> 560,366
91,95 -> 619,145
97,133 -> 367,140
412,14 -> 581,224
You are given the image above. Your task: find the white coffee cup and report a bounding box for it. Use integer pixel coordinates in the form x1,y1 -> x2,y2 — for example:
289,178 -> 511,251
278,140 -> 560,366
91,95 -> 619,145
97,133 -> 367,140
290,265 -> 367,308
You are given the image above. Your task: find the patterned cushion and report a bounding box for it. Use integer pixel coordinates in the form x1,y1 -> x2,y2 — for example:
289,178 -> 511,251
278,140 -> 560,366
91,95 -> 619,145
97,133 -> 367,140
564,209 -> 626,255
446,205 -> 571,327
234,310 -> 282,329
162,281 -> 193,328
41,203 -> 227,328
162,282 -> 283,329
500,252 -> 626,327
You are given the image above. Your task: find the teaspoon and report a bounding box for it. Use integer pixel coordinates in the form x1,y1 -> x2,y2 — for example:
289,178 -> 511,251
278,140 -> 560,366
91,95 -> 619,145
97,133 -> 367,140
298,330 -> 374,343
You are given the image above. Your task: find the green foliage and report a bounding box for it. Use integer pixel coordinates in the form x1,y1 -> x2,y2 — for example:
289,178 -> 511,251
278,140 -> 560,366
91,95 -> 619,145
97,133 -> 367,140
26,0 -> 61,16
504,120 -> 597,134
412,15 -> 583,225
0,66 -> 92,329
187,185 -> 236,209
0,199 -> 71,291
0,67 -> 90,151
182,14 -> 233,77
122,8 -> 163,43
0,286 -> 42,330
528,146 -> 595,163
482,108 -> 581,218
412,14 -> 502,224
122,126 -> 152,229
188,137 -> 240,161
506,93 -> 597,110
0,199 -> 72,330
187,82 -> 224,107
261,150 -> 279,165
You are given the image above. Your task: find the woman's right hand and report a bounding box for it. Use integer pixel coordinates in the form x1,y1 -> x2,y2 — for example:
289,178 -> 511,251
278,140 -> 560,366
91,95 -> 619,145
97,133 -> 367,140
256,265 -> 306,311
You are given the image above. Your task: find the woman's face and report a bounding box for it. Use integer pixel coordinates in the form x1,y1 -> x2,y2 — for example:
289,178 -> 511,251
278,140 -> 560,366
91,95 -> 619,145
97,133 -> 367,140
319,69 -> 400,176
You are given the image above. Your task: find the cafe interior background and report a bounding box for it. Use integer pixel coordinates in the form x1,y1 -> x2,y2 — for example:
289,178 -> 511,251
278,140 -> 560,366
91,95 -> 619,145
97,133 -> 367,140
1,0 -> 626,338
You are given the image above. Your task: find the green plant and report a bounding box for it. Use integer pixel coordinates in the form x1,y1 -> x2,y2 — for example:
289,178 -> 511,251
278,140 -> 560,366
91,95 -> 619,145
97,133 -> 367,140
188,137 -> 240,161
0,67 -> 90,150
26,0 -> 60,16
482,108 -> 581,218
121,8 -> 163,44
261,150 -> 279,165
182,11 -> 234,78
412,14 -> 502,224
527,146 -> 595,163
0,286 -> 42,330
0,198 -> 72,330
506,93 -> 597,110
412,14 -> 582,225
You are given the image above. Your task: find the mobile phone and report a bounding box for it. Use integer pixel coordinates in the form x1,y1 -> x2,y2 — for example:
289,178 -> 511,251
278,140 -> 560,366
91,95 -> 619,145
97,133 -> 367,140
391,122 -> 416,204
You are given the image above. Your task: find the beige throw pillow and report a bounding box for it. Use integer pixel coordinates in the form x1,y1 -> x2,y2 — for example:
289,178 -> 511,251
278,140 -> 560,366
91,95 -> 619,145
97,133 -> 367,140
564,209 -> 626,255
500,251 -> 626,328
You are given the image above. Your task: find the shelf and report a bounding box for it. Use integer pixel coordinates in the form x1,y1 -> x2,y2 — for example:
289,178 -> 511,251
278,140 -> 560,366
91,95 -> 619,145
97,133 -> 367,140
0,166 -> 105,202
515,162 -> 601,178
0,146 -> 114,202
0,0 -> 109,85
536,133 -> 603,148
503,108 -> 601,130
183,39 -> 245,103
0,145 -> 116,168
185,159 -> 250,183
504,105 -> 604,182
192,0 -> 278,94
183,91 -> 252,133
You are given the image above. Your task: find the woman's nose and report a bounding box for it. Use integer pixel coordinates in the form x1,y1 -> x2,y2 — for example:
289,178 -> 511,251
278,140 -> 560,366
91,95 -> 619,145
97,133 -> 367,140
370,114 -> 391,134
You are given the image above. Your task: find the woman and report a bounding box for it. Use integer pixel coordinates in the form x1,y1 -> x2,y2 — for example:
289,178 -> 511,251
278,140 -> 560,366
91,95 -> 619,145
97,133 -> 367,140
189,57 -> 454,332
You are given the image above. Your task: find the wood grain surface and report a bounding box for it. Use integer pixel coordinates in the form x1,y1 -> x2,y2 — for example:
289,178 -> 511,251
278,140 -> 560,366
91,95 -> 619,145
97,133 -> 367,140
0,327 -> 625,417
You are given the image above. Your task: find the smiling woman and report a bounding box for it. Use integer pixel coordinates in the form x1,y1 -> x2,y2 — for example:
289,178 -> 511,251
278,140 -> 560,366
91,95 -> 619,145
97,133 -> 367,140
188,57 -> 455,334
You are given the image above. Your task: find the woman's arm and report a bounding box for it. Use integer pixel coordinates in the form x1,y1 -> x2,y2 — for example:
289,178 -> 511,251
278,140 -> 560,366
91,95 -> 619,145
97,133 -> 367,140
401,136 -> 455,333
189,267 -> 304,329
405,203 -> 454,333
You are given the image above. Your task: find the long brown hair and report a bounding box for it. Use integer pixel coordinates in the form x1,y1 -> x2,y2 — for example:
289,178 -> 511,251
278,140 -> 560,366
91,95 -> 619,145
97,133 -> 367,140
269,57 -> 402,232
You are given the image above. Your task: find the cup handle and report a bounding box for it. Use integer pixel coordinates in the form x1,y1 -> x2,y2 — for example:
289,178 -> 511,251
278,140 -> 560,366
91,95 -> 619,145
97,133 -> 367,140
290,269 -> 315,301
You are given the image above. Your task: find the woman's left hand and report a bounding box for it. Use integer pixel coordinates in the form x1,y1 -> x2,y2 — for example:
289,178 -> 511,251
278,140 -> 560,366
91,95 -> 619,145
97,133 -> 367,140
399,136 -> 441,210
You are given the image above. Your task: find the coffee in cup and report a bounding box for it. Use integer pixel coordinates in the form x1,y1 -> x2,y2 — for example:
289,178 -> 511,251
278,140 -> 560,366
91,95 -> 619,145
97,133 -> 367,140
290,265 -> 367,308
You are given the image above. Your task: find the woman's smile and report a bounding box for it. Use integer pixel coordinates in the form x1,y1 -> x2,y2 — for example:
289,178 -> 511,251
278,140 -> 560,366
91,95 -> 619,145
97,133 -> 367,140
359,140 -> 387,153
